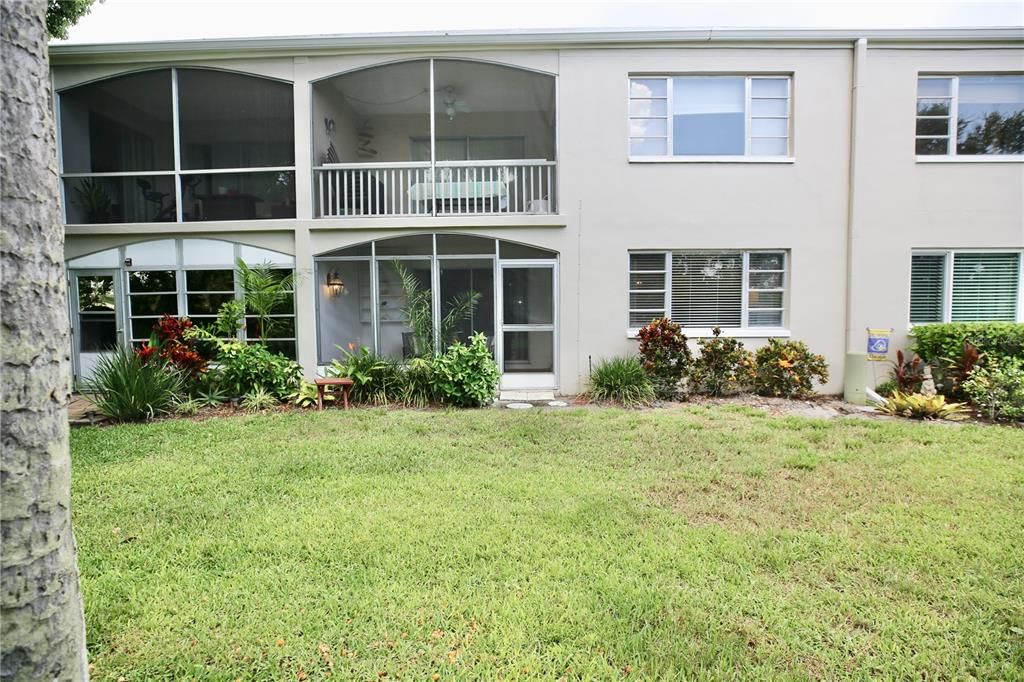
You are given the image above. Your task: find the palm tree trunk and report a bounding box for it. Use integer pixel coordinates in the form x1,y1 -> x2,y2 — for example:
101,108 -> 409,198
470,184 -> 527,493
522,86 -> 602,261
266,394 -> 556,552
1,2 -> 89,679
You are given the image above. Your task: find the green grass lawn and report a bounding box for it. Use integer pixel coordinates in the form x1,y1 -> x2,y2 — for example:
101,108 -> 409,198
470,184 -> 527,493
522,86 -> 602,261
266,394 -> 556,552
70,407 -> 1024,680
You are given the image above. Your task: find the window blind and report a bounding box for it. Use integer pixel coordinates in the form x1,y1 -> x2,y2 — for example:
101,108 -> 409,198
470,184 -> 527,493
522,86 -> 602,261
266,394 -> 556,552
909,254 -> 946,323
951,252 -> 1021,321
628,253 -> 667,327
670,251 -> 743,327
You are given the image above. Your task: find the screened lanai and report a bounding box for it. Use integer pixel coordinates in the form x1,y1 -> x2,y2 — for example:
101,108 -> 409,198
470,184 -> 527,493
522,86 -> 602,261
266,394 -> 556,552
316,234 -> 558,388
312,59 -> 557,217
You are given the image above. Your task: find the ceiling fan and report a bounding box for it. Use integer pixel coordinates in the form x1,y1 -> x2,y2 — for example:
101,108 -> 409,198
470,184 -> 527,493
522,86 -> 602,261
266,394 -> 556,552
440,86 -> 471,121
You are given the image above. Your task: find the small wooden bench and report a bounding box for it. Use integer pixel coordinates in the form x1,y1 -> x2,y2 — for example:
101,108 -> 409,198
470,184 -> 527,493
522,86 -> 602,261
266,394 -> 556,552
314,377 -> 354,410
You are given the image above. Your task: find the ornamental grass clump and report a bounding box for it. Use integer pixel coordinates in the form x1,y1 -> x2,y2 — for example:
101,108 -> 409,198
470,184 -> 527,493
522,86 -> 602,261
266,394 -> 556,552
637,317 -> 692,400
751,338 -> 829,399
89,347 -> 185,422
588,356 -> 656,407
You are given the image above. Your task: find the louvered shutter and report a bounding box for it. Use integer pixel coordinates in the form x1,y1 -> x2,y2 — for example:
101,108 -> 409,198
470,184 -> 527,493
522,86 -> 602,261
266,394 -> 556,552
952,252 -> 1021,322
670,251 -> 743,327
909,254 -> 946,323
628,253 -> 667,327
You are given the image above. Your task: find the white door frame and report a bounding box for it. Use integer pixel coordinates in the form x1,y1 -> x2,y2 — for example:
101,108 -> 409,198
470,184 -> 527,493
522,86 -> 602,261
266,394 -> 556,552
497,260 -> 558,391
69,269 -> 125,388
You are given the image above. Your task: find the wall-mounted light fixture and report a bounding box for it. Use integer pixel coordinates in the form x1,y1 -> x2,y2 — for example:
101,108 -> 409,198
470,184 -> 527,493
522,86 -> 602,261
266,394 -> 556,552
326,270 -> 345,297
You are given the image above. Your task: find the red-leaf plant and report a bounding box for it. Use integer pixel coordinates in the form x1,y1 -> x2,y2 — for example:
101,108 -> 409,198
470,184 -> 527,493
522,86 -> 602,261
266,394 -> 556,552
135,314 -> 208,376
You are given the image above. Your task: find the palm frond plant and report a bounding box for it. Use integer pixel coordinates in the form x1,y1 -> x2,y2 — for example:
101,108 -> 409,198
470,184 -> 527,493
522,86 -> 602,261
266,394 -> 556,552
392,260 -> 480,356
236,259 -> 297,343
392,260 -> 435,357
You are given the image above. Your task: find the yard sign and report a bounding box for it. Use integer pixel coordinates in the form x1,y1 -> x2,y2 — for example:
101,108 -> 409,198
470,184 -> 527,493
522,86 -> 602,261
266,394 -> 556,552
866,328 -> 892,361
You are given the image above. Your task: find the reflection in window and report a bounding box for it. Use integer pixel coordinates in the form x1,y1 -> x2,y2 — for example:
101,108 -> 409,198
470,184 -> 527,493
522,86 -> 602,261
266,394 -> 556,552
182,172 -> 296,221
916,75 -> 1024,156
629,76 -> 790,158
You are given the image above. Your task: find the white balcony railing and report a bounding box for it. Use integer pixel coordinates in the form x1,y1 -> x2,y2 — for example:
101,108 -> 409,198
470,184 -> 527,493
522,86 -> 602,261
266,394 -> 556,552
314,160 -> 556,218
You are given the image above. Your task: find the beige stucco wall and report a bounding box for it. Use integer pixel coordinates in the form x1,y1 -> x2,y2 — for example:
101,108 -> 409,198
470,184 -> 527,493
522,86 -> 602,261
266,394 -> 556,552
847,47 -> 1024,372
57,40 -> 1024,396
558,47 -> 853,393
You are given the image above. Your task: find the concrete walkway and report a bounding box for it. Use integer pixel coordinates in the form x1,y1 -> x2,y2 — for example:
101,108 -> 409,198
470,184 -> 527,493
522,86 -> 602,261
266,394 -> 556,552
68,394 -> 103,425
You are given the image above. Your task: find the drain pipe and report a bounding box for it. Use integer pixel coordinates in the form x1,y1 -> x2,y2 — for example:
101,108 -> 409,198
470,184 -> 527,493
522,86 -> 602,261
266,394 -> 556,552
842,38 -> 868,403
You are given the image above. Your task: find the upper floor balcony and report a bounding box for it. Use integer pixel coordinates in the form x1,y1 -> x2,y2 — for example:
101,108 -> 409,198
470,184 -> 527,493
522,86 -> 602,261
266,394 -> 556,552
311,59 -> 556,218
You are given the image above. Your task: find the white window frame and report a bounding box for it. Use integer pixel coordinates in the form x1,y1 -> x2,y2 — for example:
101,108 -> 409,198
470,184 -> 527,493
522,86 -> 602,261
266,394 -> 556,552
908,249 -> 1024,325
627,74 -> 794,163
915,74 -> 1024,162
57,67 -> 297,225
627,249 -> 791,337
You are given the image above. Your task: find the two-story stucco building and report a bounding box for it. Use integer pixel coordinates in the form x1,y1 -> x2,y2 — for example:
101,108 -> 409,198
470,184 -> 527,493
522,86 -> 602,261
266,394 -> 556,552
49,27 -> 1024,400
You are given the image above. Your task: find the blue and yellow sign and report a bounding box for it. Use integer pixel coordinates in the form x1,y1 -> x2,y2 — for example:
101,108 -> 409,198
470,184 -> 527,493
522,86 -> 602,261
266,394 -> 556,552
867,328 -> 892,361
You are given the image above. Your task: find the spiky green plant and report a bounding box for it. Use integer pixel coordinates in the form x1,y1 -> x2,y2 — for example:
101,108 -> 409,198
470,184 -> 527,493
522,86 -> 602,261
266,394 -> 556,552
877,392 -> 969,420
241,386 -> 279,413
588,357 -> 655,407
88,347 -> 185,422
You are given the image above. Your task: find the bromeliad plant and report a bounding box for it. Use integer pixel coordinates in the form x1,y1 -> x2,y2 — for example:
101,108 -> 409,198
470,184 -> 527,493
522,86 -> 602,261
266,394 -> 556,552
637,317 -> 692,401
876,391 -> 969,420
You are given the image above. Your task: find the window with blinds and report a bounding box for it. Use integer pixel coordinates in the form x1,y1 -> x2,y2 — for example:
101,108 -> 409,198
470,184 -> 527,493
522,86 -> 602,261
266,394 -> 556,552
628,250 -> 787,330
628,253 -> 668,327
671,251 -> 743,327
909,250 -> 1022,324
952,252 -> 1021,321
909,254 -> 946,323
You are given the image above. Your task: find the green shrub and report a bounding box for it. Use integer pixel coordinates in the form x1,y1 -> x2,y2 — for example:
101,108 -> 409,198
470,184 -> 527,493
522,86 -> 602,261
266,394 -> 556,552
637,317 -> 692,400
690,327 -> 753,396
216,341 -> 301,400
288,380 -> 332,409
329,346 -> 406,405
877,392 -> 969,420
241,386 -> 279,413
751,339 -> 829,399
588,356 -> 655,407
88,347 -> 185,422
912,322 -> 1024,364
431,333 -> 499,408
874,378 -> 899,397
962,358 -> 1024,421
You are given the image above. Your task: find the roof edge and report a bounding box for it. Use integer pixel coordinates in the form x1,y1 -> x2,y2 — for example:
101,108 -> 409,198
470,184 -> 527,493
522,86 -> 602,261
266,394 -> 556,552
49,26 -> 1024,62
